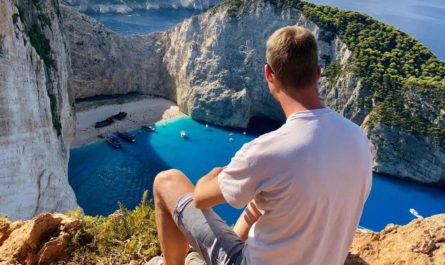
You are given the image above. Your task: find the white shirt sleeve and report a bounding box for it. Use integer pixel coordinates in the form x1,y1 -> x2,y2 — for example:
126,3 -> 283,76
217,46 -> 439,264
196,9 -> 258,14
217,143 -> 263,209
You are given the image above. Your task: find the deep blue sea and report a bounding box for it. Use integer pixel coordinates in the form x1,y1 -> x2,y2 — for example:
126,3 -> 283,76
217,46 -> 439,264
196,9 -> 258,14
87,8 -> 201,35
69,117 -> 445,231
70,2 -> 445,231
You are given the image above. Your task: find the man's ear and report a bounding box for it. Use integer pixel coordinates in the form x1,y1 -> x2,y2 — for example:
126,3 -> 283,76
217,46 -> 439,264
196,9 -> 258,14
265,64 -> 274,83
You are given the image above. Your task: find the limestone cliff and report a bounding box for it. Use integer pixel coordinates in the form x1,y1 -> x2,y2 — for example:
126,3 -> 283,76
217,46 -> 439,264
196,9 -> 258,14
62,0 -> 445,185
63,0 -> 220,14
0,0 -> 78,220
61,4 -> 175,100
162,1 -> 354,127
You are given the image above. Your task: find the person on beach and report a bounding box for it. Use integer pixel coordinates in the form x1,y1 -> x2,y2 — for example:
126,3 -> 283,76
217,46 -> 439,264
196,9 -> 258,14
153,26 -> 372,265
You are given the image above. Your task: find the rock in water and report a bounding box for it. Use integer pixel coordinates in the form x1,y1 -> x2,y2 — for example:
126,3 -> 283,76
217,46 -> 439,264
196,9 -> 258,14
0,0 -> 78,219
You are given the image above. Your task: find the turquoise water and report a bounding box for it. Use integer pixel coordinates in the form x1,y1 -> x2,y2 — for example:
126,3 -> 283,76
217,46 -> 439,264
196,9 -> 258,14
68,116 -> 445,231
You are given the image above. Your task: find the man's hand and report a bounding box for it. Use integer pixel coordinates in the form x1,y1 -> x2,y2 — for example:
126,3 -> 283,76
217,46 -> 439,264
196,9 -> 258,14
193,167 -> 226,209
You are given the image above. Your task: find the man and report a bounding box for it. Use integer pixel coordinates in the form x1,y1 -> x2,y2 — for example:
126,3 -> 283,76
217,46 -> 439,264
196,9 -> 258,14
153,26 -> 372,265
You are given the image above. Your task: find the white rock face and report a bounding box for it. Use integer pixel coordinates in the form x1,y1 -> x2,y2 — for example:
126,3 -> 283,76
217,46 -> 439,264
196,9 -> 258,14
61,5 -> 175,100
0,0 -> 77,220
163,1 -> 355,127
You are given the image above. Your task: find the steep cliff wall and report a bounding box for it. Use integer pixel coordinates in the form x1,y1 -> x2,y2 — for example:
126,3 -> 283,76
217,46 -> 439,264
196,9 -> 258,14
62,0 -> 444,184
0,0 -> 78,220
163,1 -> 356,127
61,5 -> 175,100
63,0 -> 220,14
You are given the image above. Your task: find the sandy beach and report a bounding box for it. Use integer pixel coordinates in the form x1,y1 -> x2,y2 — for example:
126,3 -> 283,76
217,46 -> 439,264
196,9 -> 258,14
71,95 -> 184,148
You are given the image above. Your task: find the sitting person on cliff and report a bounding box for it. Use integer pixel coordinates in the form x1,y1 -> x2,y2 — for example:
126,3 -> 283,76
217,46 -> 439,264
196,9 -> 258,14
153,26 -> 372,265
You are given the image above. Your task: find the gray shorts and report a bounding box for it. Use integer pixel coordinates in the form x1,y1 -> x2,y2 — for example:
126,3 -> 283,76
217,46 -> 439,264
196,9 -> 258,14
173,193 -> 245,265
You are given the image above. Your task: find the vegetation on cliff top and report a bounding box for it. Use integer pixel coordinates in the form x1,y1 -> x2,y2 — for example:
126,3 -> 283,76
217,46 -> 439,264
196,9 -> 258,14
60,191 -> 160,264
219,0 -> 445,145
298,1 -> 445,145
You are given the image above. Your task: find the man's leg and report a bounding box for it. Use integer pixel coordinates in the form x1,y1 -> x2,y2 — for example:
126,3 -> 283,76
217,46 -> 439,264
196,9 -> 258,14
153,169 -> 194,265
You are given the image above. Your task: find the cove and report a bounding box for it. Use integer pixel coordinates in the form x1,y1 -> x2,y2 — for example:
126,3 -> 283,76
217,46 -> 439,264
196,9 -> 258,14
68,116 -> 445,231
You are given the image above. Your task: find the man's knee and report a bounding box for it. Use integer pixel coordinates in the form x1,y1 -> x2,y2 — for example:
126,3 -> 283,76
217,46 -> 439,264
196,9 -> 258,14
153,169 -> 185,195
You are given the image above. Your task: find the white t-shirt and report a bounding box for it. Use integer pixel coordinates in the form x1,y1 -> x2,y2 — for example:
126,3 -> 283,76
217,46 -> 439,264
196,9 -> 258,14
218,108 -> 372,265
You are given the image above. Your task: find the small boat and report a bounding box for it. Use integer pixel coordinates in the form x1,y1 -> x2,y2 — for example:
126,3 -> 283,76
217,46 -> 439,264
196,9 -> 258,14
95,117 -> 114,128
409,208 -> 423,219
116,131 -> 136,143
106,135 -> 122,149
180,130 -> 187,138
113,112 -> 127,120
142,125 -> 156,132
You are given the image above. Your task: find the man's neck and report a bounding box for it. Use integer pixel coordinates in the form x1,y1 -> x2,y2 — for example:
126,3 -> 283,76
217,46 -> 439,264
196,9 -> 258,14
279,87 -> 325,118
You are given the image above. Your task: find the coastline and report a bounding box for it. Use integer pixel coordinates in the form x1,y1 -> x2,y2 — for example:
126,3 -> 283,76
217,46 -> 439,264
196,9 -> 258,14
70,95 -> 184,148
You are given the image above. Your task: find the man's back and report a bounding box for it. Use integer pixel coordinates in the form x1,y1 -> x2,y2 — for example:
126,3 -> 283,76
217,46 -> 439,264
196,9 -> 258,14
219,108 -> 372,265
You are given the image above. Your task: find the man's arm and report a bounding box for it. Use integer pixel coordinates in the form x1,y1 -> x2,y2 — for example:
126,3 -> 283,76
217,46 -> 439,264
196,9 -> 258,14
233,200 -> 263,241
193,167 -> 226,209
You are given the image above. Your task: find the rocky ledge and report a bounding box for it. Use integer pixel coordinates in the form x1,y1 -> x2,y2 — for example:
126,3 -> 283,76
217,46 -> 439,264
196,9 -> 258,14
0,213 -> 444,264
0,213 -> 81,265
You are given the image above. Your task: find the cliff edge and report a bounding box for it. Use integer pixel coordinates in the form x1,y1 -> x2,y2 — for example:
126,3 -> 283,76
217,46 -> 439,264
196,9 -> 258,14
0,211 -> 443,264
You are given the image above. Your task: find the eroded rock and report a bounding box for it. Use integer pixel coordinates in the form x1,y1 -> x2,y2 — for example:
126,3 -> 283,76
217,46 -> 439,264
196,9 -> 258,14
346,214 -> 445,264
0,213 -> 81,265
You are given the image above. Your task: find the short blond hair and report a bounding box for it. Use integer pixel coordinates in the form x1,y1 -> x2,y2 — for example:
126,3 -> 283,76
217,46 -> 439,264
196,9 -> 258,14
266,26 -> 319,90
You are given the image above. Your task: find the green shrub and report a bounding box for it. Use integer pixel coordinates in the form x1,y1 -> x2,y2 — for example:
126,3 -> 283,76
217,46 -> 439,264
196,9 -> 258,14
62,191 -> 160,264
12,13 -> 19,24
49,94 -> 62,136
27,23 -> 54,68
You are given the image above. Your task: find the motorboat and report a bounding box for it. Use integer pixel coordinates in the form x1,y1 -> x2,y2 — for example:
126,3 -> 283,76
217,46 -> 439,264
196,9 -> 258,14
142,125 -> 156,132
113,112 -> 127,120
106,135 -> 122,149
116,131 -> 136,143
95,117 -> 114,128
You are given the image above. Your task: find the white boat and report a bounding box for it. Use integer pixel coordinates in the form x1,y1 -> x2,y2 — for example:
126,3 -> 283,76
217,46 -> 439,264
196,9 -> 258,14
180,130 -> 187,138
409,208 -> 423,219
